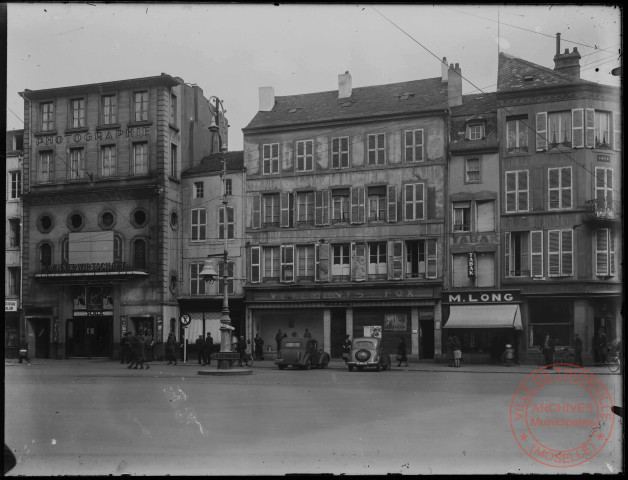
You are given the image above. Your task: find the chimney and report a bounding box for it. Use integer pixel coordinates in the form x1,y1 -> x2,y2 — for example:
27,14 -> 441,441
553,33 -> 581,78
259,86 -> 275,112
338,71 -> 352,99
441,57 -> 448,84
448,63 -> 463,107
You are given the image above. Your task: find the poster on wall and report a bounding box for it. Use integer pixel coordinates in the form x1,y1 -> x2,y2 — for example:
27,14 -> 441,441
364,325 -> 382,338
384,314 -> 407,331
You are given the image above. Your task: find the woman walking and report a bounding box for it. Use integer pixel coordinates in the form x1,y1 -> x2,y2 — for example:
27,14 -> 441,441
453,336 -> 462,367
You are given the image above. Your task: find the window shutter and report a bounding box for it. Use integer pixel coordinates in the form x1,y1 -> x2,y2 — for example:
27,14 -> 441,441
518,171 -> 529,211
548,168 -> 559,210
613,111 -> 621,151
453,254 -> 472,287
609,230 -> 616,275
390,240 -> 403,280
387,185 -> 397,222
351,243 -> 367,281
350,187 -> 365,224
280,192 -> 291,228
476,253 -> 495,288
281,245 -> 294,283
531,230 -> 544,277
572,109 -> 584,148
585,108 -> 595,148
317,243 -> 329,282
595,229 -> 608,276
504,232 -> 511,276
562,167 -> 572,209
315,190 -> 326,226
561,230 -> 573,276
251,246 -> 260,283
505,172 -> 516,212
548,230 -> 560,277
426,239 -> 437,279
606,169 -> 614,211
477,201 -> 495,232
536,112 -> 547,151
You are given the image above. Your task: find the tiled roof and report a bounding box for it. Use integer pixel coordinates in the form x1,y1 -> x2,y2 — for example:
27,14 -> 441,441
497,52 -> 595,92
450,93 -> 497,116
243,77 -> 449,131
450,93 -> 498,153
182,151 -> 244,176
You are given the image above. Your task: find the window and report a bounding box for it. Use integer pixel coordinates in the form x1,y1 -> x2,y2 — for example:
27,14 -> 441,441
101,145 -> 117,178
40,151 -> 53,182
132,209 -> 147,228
281,245 -> 294,282
225,179 -> 233,196
190,262 -> 206,295
465,158 -> 480,183
368,133 -> 386,165
548,167 -> 572,210
296,140 -> 313,172
506,231 -> 530,277
251,246 -> 261,283
101,95 -> 117,125
467,124 -> 485,140
7,267 -> 20,296
529,300 -> 573,348
38,214 -> 54,233
506,117 -> 528,153
69,212 -> 84,231
595,111 -> 611,148
264,246 -> 280,280
595,228 -> 616,277
368,242 -> 387,276
132,142 -> 148,175
548,111 -> 572,146
134,91 -> 148,122
133,239 -> 147,270
194,182 -> 204,198
263,143 -> 279,175
368,186 -> 386,222
505,170 -> 529,212
41,102 -> 54,132
9,219 -> 20,247
296,191 -> 315,225
476,201 -> 495,233
219,205 -> 234,239
405,129 -> 424,162
39,243 -> 52,269
170,93 -> 177,125
218,261 -> 234,295
453,252 -> 494,287
99,211 -> 115,229
452,202 -> 471,232
69,148 -> 84,180
70,98 -> 85,128
263,193 -> 280,227
404,183 -> 425,220
9,171 -> 21,199
476,252 -> 495,287
548,229 -> 573,277
331,137 -> 349,169
170,144 -> 178,177
191,209 -> 207,241
595,167 -> 613,213
452,253 -> 473,288
332,244 -> 350,277
332,188 -> 350,223
297,245 -> 315,279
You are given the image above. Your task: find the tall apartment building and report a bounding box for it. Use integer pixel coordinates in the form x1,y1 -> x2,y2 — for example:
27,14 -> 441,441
5,129 -> 24,358
242,65 -> 463,359
19,74 -> 220,359
496,35 -> 621,364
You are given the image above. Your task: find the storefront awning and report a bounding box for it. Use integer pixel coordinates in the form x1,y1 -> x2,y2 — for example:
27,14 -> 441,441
444,304 -> 522,330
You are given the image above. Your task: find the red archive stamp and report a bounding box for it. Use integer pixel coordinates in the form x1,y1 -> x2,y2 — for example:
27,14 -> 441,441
510,364 -> 614,468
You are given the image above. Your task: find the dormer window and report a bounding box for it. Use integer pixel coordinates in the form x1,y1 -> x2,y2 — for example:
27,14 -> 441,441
467,123 -> 485,140
524,75 -> 534,81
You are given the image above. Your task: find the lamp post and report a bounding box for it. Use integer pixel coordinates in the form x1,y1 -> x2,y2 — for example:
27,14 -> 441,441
200,96 -> 234,369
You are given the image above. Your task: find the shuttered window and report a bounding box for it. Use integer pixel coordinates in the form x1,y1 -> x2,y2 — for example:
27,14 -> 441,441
251,246 -> 261,283
548,230 -> 573,277
281,245 -> 295,282
476,201 -> 495,232
452,253 -> 473,287
476,253 -> 495,287
505,170 -> 529,212
572,109 -> 584,148
595,229 -> 615,277
535,112 -> 547,151
548,167 -> 572,210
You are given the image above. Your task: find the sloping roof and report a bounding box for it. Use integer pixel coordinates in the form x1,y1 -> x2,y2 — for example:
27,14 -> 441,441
182,151 -> 244,176
243,77 -> 449,131
450,93 -> 497,116
449,93 -> 498,153
497,52 -> 596,93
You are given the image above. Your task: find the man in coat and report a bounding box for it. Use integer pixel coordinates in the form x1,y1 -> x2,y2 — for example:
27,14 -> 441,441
195,334 -> 205,365
541,332 -> 555,369
203,332 -> 214,365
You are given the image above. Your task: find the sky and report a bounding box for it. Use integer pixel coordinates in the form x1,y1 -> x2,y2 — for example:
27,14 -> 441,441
6,3 -> 622,151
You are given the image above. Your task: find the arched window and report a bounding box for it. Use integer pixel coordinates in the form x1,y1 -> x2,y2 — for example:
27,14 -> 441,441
61,237 -> 69,265
133,238 -> 147,270
40,243 -> 53,269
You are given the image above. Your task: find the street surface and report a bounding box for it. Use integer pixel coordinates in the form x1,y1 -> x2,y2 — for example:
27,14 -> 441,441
4,359 -> 624,476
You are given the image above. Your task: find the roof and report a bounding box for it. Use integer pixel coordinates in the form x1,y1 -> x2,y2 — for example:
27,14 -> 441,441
243,77 -> 449,131
449,93 -> 499,153
450,93 -> 497,116
497,52 -> 597,93
182,151 -> 244,176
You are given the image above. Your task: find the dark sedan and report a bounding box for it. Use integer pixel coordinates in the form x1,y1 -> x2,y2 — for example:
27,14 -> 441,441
347,337 -> 391,372
275,338 -> 331,370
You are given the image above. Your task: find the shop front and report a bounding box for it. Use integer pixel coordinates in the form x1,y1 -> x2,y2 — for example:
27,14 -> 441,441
5,300 -> 21,359
245,284 -> 442,360
442,290 -> 523,364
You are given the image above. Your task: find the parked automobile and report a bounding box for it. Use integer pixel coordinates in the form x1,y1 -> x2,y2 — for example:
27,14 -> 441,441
275,338 -> 330,370
347,337 -> 391,372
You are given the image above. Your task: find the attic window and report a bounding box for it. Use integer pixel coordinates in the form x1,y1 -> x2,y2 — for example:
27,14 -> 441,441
524,75 -> 534,81
466,123 -> 486,141
288,108 -> 302,113
398,93 -> 415,100
340,101 -> 353,108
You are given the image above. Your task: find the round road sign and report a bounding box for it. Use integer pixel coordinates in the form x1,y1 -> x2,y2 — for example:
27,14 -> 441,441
180,314 -> 191,326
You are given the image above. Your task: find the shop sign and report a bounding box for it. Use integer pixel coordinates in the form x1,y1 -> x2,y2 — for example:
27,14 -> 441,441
452,233 -> 497,246
467,252 -> 476,277
36,126 -> 150,146
74,310 -> 113,317
255,286 -> 434,302
442,290 -> 520,304
5,300 -> 18,311
41,262 -> 130,274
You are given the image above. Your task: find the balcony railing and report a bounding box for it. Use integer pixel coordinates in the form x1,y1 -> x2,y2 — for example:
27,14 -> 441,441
583,199 -> 620,223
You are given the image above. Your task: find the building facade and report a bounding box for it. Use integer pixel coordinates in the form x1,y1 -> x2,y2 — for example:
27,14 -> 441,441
496,37 -> 621,364
5,129 -> 24,358
242,65 -> 463,359
19,74 -> 218,359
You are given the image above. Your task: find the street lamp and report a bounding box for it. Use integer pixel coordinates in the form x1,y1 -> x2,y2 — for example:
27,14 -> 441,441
200,96 -> 235,369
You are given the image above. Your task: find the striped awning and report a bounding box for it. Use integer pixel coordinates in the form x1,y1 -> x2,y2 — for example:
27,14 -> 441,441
444,304 -> 522,330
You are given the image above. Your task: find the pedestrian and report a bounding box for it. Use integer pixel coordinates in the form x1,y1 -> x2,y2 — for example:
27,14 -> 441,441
196,334 -> 205,365
130,331 -> 148,369
127,332 -> 138,369
237,336 -> 247,366
453,336 -> 462,367
503,344 -> 515,366
540,331 -> 555,369
574,333 -> 583,367
144,332 -> 155,362
596,329 -> 608,365
166,331 -> 178,365
303,328 -> 312,338
342,335 -> 352,364
203,332 -> 214,365
446,336 -> 454,367
275,329 -> 284,355
18,335 -> 30,365
397,337 -> 408,367
254,333 -> 265,360
120,332 -> 131,364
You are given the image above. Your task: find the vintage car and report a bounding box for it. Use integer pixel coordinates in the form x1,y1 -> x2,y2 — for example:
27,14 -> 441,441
275,338 -> 331,370
347,337 -> 392,372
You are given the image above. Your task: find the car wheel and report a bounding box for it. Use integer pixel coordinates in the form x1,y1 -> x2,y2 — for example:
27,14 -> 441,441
348,365 -> 353,372
278,364 -> 286,370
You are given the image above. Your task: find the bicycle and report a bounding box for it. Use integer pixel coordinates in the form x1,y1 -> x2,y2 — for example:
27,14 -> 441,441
605,347 -> 621,373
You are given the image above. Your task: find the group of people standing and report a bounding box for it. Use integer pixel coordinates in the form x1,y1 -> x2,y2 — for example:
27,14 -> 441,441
120,330 -> 155,370
195,332 -> 215,365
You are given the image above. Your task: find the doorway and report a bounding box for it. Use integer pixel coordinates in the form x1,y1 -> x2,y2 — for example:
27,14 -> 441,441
330,309 -> 346,358
66,315 -> 112,358
28,317 -> 50,359
419,320 -> 434,359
